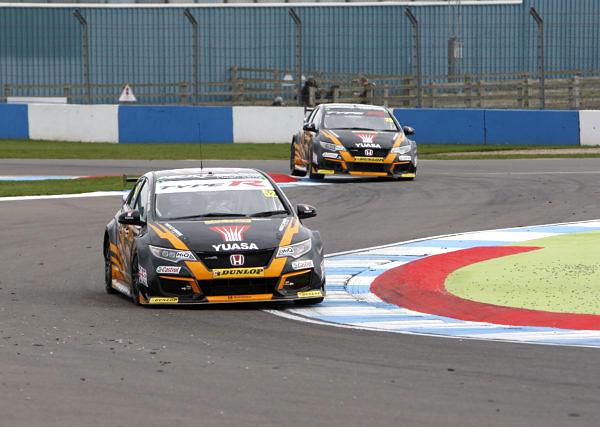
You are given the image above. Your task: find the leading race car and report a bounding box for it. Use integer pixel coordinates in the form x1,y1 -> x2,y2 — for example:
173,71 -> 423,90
103,168 -> 325,305
290,103 -> 417,180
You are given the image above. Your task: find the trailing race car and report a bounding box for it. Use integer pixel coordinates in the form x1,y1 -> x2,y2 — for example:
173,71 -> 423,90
290,103 -> 417,179
103,168 -> 325,305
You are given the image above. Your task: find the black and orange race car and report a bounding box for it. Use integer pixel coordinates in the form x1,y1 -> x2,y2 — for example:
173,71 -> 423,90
290,103 -> 417,179
103,168 -> 325,305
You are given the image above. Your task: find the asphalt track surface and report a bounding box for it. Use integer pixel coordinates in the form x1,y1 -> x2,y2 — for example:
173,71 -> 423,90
2,158 -> 600,426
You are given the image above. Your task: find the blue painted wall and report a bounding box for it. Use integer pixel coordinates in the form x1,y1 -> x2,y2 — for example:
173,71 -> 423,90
0,104 -> 28,139
118,106 -> 233,143
394,109 -> 486,144
485,110 -> 580,145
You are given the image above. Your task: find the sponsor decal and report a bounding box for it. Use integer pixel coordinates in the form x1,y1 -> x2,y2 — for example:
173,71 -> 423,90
354,156 -> 385,163
356,143 -> 381,148
230,254 -> 245,266
204,219 -> 251,224
163,222 -> 183,237
292,260 -> 314,270
262,190 -> 277,198
207,294 -> 272,302
355,133 -> 377,144
209,225 -> 250,242
397,155 -> 412,161
322,152 -> 339,159
316,169 -> 335,174
156,266 -> 182,274
138,266 -> 148,286
297,290 -> 323,298
212,242 -> 259,251
212,267 -> 265,279
279,217 -> 290,232
156,179 -> 272,194
149,297 -> 179,304
400,173 -> 416,178
364,149 -> 374,156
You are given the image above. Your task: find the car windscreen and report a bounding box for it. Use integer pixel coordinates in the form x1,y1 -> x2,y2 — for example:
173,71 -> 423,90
322,109 -> 398,131
154,176 -> 288,219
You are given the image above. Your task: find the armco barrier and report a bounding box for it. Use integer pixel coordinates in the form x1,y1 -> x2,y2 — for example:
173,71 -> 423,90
393,108 -> 486,144
578,110 -> 600,146
484,110 -> 580,146
118,106 -> 233,143
28,105 -> 118,143
232,106 -> 304,143
0,104 -> 28,139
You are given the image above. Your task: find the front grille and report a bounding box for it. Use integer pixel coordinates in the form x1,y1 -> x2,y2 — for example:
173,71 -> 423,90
158,277 -> 194,297
348,162 -> 387,173
198,278 -> 279,296
197,249 -> 275,269
349,148 -> 389,157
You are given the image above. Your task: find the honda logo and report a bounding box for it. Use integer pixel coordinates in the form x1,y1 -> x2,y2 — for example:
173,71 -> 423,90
230,254 -> 245,266
364,149 -> 374,156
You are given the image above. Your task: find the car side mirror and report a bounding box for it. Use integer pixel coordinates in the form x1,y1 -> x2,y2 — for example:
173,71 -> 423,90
403,125 -> 415,135
118,210 -> 146,227
297,204 -> 317,219
303,123 -> 317,132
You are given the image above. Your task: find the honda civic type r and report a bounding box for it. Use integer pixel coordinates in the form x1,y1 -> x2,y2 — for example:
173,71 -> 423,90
103,168 -> 325,305
290,103 -> 417,180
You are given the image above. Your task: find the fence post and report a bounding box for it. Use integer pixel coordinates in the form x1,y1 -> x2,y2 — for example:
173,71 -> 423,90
476,80 -> 483,108
184,9 -> 198,106
274,69 -> 280,99
530,7 -> 545,109
231,66 -> 243,103
405,8 -> 421,108
4,84 -> 10,102
464,74 -> 472,108
569,72 -> 581,109
73,9 -> 91,104
288,8 -> 302,106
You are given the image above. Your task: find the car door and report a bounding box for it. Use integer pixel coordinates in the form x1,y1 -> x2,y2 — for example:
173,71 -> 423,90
117,178 -> 149,285
301,107 -> 322,167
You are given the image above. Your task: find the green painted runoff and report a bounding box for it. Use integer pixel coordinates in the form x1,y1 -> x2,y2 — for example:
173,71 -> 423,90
445,231 -> 600,315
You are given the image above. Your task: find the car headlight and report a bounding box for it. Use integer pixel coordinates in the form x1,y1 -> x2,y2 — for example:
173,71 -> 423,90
320,141 -> 347,152
276,239 -> 312,259
391,144 -> 412,155
149,245 -> 197,262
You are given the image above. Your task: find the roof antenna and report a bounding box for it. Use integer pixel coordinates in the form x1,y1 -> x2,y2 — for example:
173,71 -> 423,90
198,123 -> 203,170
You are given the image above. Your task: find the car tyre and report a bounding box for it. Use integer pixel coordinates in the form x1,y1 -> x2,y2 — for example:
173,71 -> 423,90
308,146 -> 324,180
130,254 -> 142,305
104,240 -> 116,294
290,141 -> 306,177
294,296 -> 324,306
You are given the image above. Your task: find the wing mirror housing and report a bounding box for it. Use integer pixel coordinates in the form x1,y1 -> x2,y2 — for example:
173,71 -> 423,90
303,123 -> 317,132
297,204 -> 317,219
118,210 -> 146,227
403,125 -> 415,135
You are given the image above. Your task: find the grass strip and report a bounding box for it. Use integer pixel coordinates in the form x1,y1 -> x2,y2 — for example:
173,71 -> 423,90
0,176 -> 132,197
0,140 -> 290,160
2,139 -> 596,160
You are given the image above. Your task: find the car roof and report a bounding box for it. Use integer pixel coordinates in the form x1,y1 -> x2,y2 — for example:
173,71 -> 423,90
153,168 -> 264,181
320,103 -> 389,111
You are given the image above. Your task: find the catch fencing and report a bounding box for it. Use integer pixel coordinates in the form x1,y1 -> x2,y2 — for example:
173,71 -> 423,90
2,1 -> 600,109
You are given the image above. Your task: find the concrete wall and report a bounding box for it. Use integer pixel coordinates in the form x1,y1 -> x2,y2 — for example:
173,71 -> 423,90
579,110 -> 600,146
4,103 -> 599,147
232,107 -> 305,143
28,105 -> 119,143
